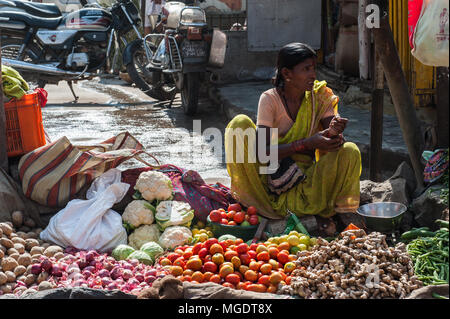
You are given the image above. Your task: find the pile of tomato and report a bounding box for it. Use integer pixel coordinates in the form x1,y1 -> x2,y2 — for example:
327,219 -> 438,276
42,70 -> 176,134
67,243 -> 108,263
157,237 -> 298,293
208,203 -> 260,226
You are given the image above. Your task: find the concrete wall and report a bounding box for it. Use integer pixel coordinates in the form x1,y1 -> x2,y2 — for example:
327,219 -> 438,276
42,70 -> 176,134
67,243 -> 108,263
213,31 -> 277,84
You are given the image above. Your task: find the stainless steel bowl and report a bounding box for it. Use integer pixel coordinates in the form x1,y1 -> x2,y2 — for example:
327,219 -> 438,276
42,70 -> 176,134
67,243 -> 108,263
356,202 -> 407,233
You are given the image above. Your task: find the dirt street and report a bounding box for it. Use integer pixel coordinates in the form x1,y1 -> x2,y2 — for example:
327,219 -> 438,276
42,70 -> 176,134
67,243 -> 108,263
42,77 -> 230,185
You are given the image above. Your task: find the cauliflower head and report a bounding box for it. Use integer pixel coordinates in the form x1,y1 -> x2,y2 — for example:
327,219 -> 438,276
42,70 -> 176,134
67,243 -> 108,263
122,200 -> 155,228
158,226 -> 192,250
135,171 -> 173,202
128,224 -> 161,250
155,200 -> 194,231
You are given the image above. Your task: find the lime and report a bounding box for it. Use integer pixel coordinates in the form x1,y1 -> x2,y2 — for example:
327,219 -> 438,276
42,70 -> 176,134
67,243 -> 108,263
298,235 -> 310,246
298,244 -> 308,251
288,230 -> 300,237
290,246 -> 301,255
287,235 -> 300,246
206,231 -> 214,237
278,235 -> 289,243
192,228 -> 199,236
196,233 -> 209,242
309,237 -> 318,247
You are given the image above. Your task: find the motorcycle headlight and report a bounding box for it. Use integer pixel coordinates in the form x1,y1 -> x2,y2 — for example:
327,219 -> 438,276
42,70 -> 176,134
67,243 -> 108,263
180,8 -> 206,25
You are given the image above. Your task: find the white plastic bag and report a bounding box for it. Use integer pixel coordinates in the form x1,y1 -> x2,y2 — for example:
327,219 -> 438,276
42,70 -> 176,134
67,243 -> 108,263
412,0 -> 449,67
40,169 -> 130,252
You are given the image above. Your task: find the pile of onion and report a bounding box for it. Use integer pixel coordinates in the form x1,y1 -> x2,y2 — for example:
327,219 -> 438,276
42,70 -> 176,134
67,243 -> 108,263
27,247 -> 168,296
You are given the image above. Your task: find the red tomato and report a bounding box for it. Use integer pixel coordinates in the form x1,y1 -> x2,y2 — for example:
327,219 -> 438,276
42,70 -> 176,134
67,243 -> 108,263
192,242 -> 204,255
219,241 -> 228,251
249,215 -> 259,225
203,261 -> 218,273
221,218 -> 229,225
239,253 -> 251,265
249,243 -> 258,251
236,243 -> 249,254
233,211 -> 245,224
167,253 -> 181,263
225,273 -> 241,286
209,210 -> 221,223
220,212 -> 228,220
228,203 -> 242,212
247,206 -> 258,215
204,238 -> 219,250
247,250 -> 257,259
227,211 -> 236,220
228,221 -> 237,226
198,248 -> 209,259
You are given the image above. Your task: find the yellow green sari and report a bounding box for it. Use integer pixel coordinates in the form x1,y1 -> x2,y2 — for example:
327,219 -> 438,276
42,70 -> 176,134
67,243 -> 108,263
224,81 -> 362,219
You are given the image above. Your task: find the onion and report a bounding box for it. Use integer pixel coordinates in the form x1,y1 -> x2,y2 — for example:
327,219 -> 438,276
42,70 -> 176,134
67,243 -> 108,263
107,283 -> 118,290
121,262 -> 134,271
41,259 -> 53,272
134,273 -> 144,283
77,259 -> 89,269
103,262 -> 114,271
129,259 -> 139,267
101,277 -> 112,287
146,269 -> 158,277
110,267 -> 122,280
72,273 -> 85,282
31,264 -> 42,275
97,269 -> 110,278
122,269 -> 133,281
145,275 -> 156,284
82,270 -> 93,279
85,251 -> 96,263
51,265 -> 63,277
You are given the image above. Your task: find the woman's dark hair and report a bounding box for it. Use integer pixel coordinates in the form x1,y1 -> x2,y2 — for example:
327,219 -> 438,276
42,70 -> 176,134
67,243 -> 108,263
272,43 -> 317,87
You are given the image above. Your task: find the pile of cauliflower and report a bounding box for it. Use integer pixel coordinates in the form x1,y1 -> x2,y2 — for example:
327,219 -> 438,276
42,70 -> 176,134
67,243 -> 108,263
121,171 -> 194,251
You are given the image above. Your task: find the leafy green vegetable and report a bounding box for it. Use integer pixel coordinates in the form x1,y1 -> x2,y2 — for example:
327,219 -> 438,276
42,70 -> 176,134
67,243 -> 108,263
140,241 -> 164,260
127,250 -> 154,265
112,244 -> 135,261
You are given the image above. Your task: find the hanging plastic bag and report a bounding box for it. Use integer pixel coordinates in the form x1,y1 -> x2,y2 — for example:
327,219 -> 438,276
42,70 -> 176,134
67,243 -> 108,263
40,169 -> 130,252
411,0 -> 449,67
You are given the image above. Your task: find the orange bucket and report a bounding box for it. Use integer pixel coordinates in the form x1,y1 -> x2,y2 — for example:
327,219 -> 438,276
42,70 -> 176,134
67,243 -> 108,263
4,92 -> 46,157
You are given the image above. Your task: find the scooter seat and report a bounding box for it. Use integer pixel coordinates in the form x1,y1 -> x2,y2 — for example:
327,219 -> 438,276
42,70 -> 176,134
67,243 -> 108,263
0,0 -> 62,17
0,10 -> 62,29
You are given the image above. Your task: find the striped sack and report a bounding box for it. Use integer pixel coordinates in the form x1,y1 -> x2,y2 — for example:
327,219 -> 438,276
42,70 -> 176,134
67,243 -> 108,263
18,132 -> 159,208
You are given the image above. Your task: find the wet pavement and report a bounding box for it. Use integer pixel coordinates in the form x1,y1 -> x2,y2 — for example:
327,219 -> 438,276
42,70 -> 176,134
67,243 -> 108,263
42,77 -> 230,185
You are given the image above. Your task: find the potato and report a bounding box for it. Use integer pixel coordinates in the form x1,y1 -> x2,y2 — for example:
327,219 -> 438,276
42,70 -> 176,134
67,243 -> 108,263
18,253 -> 32,267
30,246 -> 44,255
12,237 -> 26,245
43,245 -> 63,257
9,253 -> 20,261
25,239 -> 40,251
0,283 -> 13,294
0,244 -> 6,253
11,211 -> 24,228
38,281 -> 53,291
24,274 -> 36,286
14,265 -> 27,277
0,223 -> 13,237
1,257 -> 18,272
5,270 -> 16,283
17,274 -> 27,282
0,237 -> 14,249
36,272 -> 49,284
16,231 -> 27,240
31,256 -> 41,264
7,248 -> 18,256
0,272 -> 7,285
14,286 -> 27,295
25,232 -> 38,240
54,252 -> 64,260
0,249 -> 4,259
22,288 -> 38,296
14,243 -> 25,254
41,243 -> 51,249
0,228 -> 3,237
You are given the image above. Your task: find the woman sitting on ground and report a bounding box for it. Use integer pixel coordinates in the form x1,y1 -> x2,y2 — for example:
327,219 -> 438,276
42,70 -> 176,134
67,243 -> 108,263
224,42 -> 362,227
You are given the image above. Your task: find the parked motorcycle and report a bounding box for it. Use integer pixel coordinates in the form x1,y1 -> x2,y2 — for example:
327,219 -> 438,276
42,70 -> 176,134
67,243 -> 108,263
0,0 -> 143,99
124,1 -> 227,115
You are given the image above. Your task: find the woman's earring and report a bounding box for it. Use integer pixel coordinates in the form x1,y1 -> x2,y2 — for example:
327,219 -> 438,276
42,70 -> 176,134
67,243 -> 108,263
286,78 -> 291,82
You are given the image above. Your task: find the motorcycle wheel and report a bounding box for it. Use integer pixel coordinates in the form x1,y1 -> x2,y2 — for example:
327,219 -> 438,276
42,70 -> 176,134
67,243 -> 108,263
0,38 -> 47,88
181,72 -> 200,116
126,40 -> 176,102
